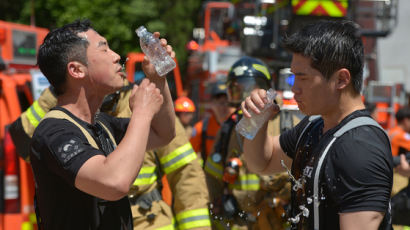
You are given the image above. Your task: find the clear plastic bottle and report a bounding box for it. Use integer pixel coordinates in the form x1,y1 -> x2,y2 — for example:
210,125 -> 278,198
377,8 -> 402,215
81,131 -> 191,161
236,88 -> 277,140
136,26 -> 176,76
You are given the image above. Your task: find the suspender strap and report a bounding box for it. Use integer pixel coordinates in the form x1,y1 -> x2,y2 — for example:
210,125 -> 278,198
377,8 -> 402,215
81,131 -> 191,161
294,115 -> 321,153
98,121 -> 117,148
201,117 -> 210,163
312,117 -> 385,230
43,110 -> 98,148
42,110 -> 117,149
214,112 -> 238,167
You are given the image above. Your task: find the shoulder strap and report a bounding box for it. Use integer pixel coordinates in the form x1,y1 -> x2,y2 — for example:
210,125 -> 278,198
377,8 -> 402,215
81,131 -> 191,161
201,117 -> 210,162
294,115 -> 321,153
43,110 -> 99,148
312,117 -> 385,230
98,121 -> 117,148
42,110 -> 119,149
213,111 -> 238,166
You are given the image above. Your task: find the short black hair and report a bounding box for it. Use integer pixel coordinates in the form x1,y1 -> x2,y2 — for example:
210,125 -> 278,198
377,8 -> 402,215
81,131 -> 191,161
283,20 -> 364,94
396,107 -> 410,123
37,19 -> 93,95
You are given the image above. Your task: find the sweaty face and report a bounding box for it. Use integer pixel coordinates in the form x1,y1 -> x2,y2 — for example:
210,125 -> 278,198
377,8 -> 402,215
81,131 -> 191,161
290,54 -> 337,116
81,30 -> 125,95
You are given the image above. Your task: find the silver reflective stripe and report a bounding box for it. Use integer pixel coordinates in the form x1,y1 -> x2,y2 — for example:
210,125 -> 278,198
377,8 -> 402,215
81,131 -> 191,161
30,105 -> 43,122
313,117 -> 384,230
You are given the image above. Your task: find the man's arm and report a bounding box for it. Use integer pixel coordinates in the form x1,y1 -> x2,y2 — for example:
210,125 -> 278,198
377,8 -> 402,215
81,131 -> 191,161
340,211 -> 384,230
75,79 -> 164,201
242,89 -> 292,174
142,32 -> 176,149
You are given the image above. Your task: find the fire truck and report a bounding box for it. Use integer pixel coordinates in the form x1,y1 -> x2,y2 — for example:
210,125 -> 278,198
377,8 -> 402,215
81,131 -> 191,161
186,0 -> 400,124
0,20 -> 49,230
125,51 -> 184,99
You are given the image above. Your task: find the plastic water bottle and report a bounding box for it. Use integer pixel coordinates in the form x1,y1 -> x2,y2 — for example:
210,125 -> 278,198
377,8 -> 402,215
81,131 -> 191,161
236,88 -> 277,140
136,26 -> 176,76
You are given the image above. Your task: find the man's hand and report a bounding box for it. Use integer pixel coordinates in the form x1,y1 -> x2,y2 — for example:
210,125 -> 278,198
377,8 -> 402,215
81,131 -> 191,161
129,78 -> 163,118
396,154 -> 410,177
241,88 -> 280,118
142,32 -> 175,80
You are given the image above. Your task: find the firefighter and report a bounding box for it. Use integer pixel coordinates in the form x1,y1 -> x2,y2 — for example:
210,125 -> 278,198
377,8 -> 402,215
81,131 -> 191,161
10,80 -> 212,230
388,107 -> 410,195
204,56 -> 300,230
190,80 -> 236,164
175,96 -> 196,138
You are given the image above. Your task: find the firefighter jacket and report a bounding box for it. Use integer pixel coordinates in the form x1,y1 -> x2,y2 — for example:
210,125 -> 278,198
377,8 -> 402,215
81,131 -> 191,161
204,110 -> 300,230
10,87 -> 57,161
109,85 -> 212,230
11,83 -> 212,230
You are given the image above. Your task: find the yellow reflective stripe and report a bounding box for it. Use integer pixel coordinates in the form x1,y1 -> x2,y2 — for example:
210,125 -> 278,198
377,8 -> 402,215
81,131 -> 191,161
133,166 -> 157,186
21,221 -> 34,230
204,157 -> 223,180
252,64 -> 271,80
228,174 -> 260,191
321,1 -> 346,17
29,213 -> 37,223
26,101 -> 46,128
161,143 -> 197,174
294,0 -> 319,15
292,0 -> 347,17
176,208 -> 211,230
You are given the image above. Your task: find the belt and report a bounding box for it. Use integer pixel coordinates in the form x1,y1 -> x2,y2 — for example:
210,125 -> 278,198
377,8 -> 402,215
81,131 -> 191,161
129,188 -> 162,210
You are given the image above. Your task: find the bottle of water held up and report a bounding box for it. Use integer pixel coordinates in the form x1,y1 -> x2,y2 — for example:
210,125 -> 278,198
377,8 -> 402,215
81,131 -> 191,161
236,88 -> 277,140
136,26 -> 176,77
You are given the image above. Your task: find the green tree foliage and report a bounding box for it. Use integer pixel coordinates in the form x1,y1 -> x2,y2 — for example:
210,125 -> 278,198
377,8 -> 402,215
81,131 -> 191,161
0,0 -> 26,22
1,0 -> 202,75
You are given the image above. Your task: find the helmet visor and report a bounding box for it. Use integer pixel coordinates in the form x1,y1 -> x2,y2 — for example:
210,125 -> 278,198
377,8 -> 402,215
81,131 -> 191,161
227,77 -> 259,105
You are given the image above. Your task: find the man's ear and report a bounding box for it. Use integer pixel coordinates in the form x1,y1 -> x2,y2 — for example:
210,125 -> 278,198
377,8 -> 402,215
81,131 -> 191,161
336,68 -> 351,90
67,61 -> 87,79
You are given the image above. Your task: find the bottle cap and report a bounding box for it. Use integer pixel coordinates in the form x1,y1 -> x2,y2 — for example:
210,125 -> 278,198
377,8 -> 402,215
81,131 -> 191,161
136,26 -> 147,37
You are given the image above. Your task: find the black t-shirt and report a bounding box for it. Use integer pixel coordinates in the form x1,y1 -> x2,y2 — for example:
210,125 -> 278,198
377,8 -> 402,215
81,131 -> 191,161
279,110 -> 393,230
30,107 -> 133,230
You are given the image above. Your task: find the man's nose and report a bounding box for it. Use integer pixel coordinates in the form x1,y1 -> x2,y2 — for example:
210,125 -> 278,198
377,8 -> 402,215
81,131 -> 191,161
111,50 -> 121,63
